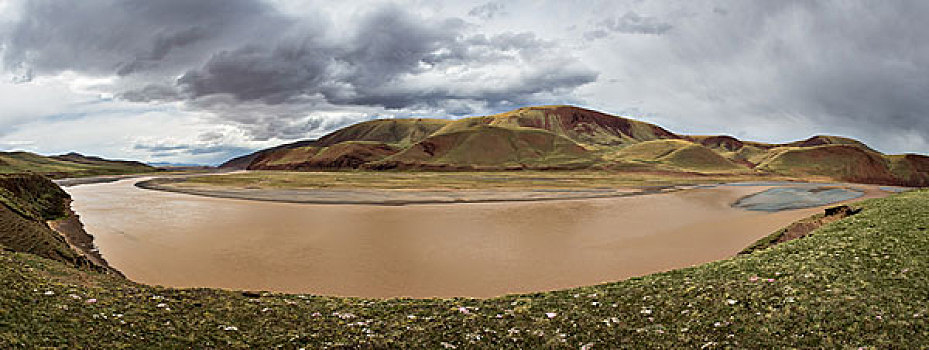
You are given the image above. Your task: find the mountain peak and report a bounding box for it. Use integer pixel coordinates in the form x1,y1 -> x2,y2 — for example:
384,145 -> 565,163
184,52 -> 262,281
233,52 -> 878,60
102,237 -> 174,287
217,105 -> 928,187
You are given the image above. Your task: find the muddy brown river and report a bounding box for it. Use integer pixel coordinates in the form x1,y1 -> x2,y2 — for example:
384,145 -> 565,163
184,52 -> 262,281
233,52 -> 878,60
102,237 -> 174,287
65,179 -> 883,298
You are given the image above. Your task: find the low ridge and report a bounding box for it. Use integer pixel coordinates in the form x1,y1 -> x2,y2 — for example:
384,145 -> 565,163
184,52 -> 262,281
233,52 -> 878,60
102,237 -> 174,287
0,151 -> 155,178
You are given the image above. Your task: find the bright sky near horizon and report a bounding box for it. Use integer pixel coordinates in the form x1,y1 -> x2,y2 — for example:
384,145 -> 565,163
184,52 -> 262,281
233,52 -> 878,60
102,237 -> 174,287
1,0 -> 927,165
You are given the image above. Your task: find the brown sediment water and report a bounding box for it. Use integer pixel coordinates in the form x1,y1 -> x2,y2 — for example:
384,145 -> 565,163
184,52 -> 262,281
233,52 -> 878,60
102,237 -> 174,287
65,178 -> 886,298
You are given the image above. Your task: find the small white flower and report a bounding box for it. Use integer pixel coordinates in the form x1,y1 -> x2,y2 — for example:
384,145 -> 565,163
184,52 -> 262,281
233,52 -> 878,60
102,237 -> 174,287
43,291 -> 55,296
640,309 -> 652,315
726,299 -> 738,305
222,325 -> 238,331
545,312 -> 557,319
156,303 -> 167,308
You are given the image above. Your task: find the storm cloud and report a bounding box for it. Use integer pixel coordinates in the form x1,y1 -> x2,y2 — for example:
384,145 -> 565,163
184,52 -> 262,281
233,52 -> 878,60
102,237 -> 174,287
606,1 -> 929,152
2,0 -> 291,77
586,11 -> 673,38
1,0 -> 598,142
0,0 -> 927,164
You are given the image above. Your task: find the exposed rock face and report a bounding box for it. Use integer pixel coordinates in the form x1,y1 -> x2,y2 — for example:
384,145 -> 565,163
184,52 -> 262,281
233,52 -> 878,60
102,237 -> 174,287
824,205 -> 861,217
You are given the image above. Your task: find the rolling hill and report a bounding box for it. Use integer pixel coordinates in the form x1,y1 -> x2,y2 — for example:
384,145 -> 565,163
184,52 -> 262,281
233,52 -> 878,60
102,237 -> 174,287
0,151 -> 156,178
221,105 -> 929,186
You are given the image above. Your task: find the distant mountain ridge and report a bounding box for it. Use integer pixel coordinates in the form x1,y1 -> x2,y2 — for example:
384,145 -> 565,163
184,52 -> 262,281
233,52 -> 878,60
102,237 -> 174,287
0,151 -> 155,178
221,105 -> 929,187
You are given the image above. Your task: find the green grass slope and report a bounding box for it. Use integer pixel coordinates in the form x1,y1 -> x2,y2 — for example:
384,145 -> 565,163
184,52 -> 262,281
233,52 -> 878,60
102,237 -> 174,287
314,118 -> 449,148
368,125 -> 596,170
611,139 -> 746,172
784,135 -> 878,153
0,174 -> 86,267
2,188 -> 928,348
661,144 -> 746,171
612,139 -> 693,160
222,119 -> 448,170
0,174 -> 70,222
756,145 -> 897,184
438,105 -> 680,147
0,152 -> 154,178
250,142 -> 399,170
887,154 -> 929,187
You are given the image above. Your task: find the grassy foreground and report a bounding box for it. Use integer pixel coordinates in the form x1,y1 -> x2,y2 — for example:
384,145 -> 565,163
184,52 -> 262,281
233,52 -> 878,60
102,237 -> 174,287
1,190 -> 927,348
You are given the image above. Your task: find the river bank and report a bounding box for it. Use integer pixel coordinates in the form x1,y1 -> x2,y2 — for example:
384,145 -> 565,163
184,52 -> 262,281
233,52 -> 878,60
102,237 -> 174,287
65,177 -> 892,298
136,177 -> 672,205
3,188 -> 927,348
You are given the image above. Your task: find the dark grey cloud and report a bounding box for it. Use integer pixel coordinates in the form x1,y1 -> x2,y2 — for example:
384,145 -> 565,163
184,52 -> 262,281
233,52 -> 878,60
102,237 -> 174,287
133,141 -> 252,163
2,0 -> 292,78
640,1 -> 929,153
585,11 -> 672,39
468,2 -> 506,20
120,84 -> 181,102
169,5 -> 595,113
177,43 -> 334,104
132,144 -> 188,152
1,1 -> 595,144
117,26 -> 210,76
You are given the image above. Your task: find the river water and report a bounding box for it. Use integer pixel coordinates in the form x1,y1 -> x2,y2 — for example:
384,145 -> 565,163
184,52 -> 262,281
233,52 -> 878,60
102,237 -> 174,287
65,179 -> 877,298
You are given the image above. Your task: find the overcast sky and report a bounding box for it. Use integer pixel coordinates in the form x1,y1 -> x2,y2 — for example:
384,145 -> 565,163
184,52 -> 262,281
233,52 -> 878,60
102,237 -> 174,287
1,0 -> 927,165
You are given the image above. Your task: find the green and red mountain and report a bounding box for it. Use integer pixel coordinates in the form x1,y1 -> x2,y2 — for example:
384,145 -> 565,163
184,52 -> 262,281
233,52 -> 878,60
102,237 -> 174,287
221,105 -> 929,186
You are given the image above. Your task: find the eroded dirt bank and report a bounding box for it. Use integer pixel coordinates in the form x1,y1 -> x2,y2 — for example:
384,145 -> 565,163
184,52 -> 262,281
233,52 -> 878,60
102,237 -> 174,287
0,173 -> 119,275
47,200 -> 122,275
